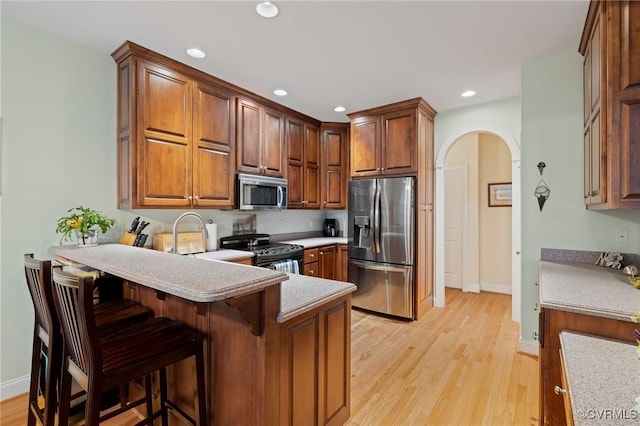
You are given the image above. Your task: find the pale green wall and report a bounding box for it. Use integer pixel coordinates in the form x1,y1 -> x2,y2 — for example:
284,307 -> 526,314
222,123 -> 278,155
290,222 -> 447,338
521,51 -> 640,342
0,18 -> 329,390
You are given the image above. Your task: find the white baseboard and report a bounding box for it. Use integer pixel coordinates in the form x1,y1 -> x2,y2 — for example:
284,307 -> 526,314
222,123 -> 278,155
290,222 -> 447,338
464,283 -> 480,293
480,282 -> 512,295
0,375 -> 29,401
518,338 -> 539,356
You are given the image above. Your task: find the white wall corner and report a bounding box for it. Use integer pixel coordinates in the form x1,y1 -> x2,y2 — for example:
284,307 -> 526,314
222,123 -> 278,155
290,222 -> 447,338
518,338 -> 540,357
0,375 -> 29,401
480,282 -> 513,295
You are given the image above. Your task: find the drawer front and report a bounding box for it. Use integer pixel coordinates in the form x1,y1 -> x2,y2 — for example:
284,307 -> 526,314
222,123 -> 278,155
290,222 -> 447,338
304,248 -> 319,263
304,262 -> 318,277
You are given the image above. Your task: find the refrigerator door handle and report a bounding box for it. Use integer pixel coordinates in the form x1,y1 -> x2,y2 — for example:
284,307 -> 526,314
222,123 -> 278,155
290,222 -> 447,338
349,259 -> 409,274
373,183 -> 381,253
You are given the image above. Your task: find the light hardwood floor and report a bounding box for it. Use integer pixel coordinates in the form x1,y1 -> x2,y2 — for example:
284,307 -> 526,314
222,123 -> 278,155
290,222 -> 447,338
0,289 -> 538,425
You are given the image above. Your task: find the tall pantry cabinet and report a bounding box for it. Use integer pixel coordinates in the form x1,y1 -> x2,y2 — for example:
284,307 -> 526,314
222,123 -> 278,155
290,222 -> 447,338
580,0 -> 640,209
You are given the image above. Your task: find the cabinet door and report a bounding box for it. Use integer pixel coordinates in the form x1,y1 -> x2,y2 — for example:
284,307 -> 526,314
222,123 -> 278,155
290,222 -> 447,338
350,116 -> 380,177
138,61 -> 192,206
619,0 -> 640,201
286,118 -> 305,208
589,112 -> 602,204
262,107 -> 285,177
304,125 -> 321,208
236,98 -> 262,175
322,126 -> 347,209
193,82 -> 235,208
382,108 -> 417,175
319,245 -> 336,280
336,244 -> 348,282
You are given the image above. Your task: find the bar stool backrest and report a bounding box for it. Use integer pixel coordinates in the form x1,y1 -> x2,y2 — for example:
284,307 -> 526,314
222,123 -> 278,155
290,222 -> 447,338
51,266 -> 101,388
24,254 -> 57,341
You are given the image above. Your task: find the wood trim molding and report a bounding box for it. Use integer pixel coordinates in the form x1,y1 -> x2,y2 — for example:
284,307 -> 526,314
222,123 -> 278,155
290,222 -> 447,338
226,291 -> 265,336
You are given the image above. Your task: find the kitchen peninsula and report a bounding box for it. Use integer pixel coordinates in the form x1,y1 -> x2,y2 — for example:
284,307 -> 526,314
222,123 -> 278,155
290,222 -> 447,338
50,244 -> 355,426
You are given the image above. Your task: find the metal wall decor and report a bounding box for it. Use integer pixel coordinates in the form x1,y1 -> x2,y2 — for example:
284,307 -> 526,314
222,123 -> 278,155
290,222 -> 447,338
534,161 -> 550,211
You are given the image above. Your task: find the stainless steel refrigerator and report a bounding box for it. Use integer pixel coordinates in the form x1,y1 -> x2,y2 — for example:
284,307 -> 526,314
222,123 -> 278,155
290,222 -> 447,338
347,177 -> 415,319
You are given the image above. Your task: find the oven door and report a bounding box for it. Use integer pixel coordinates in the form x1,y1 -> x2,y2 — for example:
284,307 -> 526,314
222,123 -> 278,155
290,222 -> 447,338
237,173 -> 287,210
256,258 -> 303,274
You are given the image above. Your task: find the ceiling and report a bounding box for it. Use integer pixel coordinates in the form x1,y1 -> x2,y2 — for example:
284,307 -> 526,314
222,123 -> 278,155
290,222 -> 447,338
2,0 -> 589,122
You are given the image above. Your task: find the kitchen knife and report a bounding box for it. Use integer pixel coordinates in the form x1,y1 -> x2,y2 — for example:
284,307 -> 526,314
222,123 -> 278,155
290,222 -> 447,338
138,234 -> 148,247
129,217 -> 140,233
134,233 -> 144,247
136,221 -> 149,234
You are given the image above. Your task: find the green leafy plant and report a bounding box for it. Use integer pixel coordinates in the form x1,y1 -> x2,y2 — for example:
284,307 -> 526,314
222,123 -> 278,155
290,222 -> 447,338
55,206 -> 116,243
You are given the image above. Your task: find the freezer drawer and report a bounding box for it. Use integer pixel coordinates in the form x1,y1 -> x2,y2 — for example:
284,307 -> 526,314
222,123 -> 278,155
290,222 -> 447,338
348,259 -> 413,319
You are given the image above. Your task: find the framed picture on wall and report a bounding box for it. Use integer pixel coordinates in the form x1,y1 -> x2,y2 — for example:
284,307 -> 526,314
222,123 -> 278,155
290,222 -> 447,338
488,182 -> 512,207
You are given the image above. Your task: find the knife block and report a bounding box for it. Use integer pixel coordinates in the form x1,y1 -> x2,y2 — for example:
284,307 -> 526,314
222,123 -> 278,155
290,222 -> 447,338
120,232 -> 137,246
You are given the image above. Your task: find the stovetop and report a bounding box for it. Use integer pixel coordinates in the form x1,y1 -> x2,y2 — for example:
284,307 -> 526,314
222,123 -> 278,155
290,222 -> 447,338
219,233 -> 304,260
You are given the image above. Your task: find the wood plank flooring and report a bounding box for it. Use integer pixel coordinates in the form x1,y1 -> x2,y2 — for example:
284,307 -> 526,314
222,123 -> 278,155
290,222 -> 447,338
0,289 -> 538,425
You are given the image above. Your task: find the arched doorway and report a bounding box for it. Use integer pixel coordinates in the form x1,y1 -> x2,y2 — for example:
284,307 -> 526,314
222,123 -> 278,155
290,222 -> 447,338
434,127 -> 522,323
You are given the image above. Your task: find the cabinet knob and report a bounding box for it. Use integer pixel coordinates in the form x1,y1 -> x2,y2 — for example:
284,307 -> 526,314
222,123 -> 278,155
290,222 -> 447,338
376,168 -> 381,171
188,195 -> 193,201
554,386 -> 567,395
324,201 -> 327,205
381,167 -> 385,171
194,195 -> 200,200
584,192 -> 589,199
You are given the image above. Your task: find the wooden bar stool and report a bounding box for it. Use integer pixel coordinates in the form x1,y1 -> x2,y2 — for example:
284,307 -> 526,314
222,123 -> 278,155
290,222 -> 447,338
51,266 -> 208,426
23,254 -> 152,426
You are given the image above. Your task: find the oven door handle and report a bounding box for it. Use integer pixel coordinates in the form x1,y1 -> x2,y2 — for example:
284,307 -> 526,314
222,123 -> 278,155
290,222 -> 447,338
277,186 -> 284,208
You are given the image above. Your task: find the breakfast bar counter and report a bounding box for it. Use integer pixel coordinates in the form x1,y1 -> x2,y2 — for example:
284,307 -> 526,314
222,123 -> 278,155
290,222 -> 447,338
50,243 -> 354,426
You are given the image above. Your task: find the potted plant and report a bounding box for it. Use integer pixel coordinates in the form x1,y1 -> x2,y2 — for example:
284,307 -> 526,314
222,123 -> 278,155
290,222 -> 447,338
56,206 -> 116,246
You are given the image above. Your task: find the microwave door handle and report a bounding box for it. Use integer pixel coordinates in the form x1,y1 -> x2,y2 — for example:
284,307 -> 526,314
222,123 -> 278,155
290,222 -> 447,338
277,185 -> 284,208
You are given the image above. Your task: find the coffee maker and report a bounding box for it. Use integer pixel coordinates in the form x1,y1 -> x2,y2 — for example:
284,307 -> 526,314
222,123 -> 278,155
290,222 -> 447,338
323,219 -> 338,237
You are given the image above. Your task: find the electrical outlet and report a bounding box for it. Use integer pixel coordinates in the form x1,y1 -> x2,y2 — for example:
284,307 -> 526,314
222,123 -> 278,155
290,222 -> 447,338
615,229 -> 628,244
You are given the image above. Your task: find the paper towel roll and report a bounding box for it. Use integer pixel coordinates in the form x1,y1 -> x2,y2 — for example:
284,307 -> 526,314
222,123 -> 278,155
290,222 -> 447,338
205,223 -> 218,251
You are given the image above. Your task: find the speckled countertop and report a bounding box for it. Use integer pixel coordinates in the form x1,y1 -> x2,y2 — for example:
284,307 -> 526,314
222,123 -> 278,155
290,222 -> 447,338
559,331 -> 639,425
50,244 -> 286,303
282,237 -> 348,248
278,274 -> 355,323
539,261 -> 640,321
192,249 -> 254,261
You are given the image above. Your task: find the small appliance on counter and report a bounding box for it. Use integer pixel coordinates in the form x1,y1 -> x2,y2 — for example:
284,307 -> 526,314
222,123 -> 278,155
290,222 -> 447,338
323,219 -> 339,237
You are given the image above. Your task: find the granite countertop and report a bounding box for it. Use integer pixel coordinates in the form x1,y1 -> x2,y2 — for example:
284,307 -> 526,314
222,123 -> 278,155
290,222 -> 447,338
193,249 -> 254,261
539,261 -> 640,321
282,237 -> 348,248
50,244 -> 286,303
559,331 -> 639,425
279,274 -> 355,323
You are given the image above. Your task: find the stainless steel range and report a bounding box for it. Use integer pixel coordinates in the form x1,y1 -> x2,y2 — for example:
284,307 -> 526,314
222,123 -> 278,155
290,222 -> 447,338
219,233 -> 304,273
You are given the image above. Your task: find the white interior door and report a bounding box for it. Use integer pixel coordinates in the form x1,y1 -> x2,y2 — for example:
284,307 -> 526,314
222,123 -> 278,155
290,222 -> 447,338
444,166 -> 467,289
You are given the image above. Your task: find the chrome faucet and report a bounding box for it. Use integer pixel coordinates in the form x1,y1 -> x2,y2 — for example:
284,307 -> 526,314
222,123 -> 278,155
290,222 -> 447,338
170,212 -> 208,254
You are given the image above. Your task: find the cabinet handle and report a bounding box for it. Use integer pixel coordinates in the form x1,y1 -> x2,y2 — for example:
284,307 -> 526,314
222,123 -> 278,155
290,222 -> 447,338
554,386 -> 567,395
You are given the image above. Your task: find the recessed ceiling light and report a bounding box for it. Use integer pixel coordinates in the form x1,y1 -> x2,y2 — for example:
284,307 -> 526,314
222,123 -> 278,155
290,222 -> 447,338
334,106 -> 346,112
461,90 -> 476,98
256,2 -> 279,18
273,89 -> 287,96
186,48 -> 206,59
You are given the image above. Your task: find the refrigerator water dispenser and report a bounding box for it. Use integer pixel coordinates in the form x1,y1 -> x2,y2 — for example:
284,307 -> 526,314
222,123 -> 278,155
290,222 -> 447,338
353,215 -> 371,248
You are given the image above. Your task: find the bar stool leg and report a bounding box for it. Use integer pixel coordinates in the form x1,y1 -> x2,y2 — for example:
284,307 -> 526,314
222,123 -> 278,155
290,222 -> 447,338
144,374 -> 153,419
159,367 -> 169,426
57,361 -> 72,426
27,327 -> 41,426
84,377 -> 103,426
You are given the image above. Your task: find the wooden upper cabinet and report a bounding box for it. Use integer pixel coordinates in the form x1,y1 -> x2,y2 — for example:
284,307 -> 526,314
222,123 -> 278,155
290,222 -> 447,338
112,43 -> 237,209
349,99 -> 426,178
321,123 -> 349,209
138,61 -> 193,207
192,82 -> 236,208
237,98 -> 285,178
579,0 -> 640,209
286,118 -> 321,209
382,108 -> 417,175
350,116 -> 380,177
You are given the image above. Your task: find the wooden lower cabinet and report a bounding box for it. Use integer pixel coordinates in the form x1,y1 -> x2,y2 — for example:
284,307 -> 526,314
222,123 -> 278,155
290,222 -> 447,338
304,245 -> 342,280
280,296 -> 351,426
336,244 -> 348,282
122,280 -> 351,426
539,307 -> 637,425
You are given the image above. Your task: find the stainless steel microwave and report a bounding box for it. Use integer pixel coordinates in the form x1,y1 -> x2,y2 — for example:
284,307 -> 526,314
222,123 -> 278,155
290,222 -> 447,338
236,173 -> 287,210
